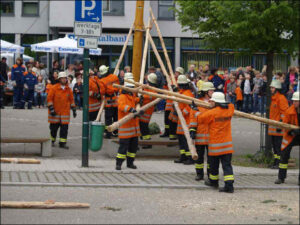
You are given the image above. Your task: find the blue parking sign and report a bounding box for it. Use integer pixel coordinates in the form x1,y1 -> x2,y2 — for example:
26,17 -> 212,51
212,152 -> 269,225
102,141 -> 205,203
75,0 -> 102,23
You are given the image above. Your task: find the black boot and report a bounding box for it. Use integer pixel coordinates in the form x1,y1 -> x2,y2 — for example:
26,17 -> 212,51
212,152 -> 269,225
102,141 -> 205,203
183,156 -> 194,165
59,142 -> 69,149
195,174 -> 204,181
219,183 -> 234,193
116,158 -> 123,171
174,154 -> 187,163
204,179 -> 219,188
274,178 -> 285,184
127,157 -> 137,169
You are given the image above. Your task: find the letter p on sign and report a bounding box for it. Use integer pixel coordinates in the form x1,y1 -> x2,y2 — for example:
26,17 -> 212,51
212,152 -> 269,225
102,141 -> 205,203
81,0 -> 96,18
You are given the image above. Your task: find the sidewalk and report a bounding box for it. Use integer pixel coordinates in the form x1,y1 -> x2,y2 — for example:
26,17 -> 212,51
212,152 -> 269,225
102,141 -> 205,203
1,158 -> 299,189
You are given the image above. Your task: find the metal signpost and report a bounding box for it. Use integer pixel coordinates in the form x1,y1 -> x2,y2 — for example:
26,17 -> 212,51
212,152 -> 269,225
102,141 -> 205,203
75,0 -> 102,167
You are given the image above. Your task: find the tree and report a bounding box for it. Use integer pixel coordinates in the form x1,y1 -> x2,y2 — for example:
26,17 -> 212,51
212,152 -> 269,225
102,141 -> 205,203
174,0 -> 299,160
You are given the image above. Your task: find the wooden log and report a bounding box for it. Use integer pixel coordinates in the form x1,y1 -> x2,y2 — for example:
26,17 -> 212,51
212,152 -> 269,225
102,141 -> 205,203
114,84 -> 300,131
113,24 -> 134,75
0,158 -> 41,164
150,7 -> 176,86
1,201 -> 90,209
107,98 -> 161,132
95,99 -> 105,122
148,34 -> 198,160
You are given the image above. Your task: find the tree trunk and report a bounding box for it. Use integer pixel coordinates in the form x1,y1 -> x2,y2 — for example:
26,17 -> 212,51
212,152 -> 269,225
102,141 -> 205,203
264,51 -> 274,158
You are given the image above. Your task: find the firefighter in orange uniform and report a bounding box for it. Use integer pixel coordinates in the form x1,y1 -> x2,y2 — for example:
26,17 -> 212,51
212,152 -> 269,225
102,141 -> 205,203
161,67 -> 183,138
174,75 -> 194,165
88,69 -> 102,121
116,73 -> 143,170
98,65 -> 120,138
47,72 -> 76,149
189,82 -> 215,180
275,92 -> 300,185
197,92 -> 235,193
268,80 -> 289,169
139,73 -> 158,149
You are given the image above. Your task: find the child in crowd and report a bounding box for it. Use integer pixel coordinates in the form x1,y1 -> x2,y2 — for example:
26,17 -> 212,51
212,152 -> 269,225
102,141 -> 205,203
235,81 -> 243,111
23,64 -> 37,109
287,84 -> 295,105
34,75 -> 46,108
226,75 -> 237,104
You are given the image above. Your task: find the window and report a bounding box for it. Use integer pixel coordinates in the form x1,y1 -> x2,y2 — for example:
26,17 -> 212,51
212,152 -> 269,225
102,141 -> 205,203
0,0 -> 14,16
158,0 -> 174,20
102,0 -> 110,12
22,0 -> 39,17
103,0 -> 124,16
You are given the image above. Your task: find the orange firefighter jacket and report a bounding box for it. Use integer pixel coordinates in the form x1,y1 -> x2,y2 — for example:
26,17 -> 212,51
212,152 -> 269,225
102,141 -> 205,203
99,74 -> 120,108
117,93 -> 140,139
268,92 -> 289,136
235,87 -> 243,101
89,76 -> 102,112
197,104 -> 235,156
189,98 -> 209,145
47,83 -> 75,125
281,105 -> 299,150
140,88 -> 157,123
176,89 -> 194,135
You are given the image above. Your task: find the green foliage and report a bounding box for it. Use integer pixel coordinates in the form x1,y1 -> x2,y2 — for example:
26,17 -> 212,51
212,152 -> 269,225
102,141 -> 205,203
149,122 -> 161,135
174,0 -> 299,56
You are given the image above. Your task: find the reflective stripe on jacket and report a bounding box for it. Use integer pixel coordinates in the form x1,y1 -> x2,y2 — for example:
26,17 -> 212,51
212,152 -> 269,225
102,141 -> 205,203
268,92 -> 289,136
197,104 -> 235,156
118,93 -> 140,139
281,105 -> 299,150
176,89 -> 194,135
47,83 -> 75,125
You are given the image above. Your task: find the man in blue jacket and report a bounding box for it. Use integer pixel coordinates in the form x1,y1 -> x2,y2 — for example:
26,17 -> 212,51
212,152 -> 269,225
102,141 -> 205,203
11,58 -> 26,109
23,64 -> 37,109
208,68 -> 225,92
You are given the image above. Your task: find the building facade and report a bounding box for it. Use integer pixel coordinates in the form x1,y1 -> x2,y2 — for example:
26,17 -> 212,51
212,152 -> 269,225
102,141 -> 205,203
1,0 -> 297,72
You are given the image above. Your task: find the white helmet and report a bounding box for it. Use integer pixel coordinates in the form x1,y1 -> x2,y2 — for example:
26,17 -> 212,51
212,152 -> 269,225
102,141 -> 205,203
210,92 -> 227,103
270,79 -> 282,89
124,79 -> 135,88
177,75 -> 188,84
148,73 -> 157,84
124,72 -> 134,80
99,65 -> 109,75
201,82 -> 215,91
292,92 -> 299,101
58,72 -> 67,79
175,67 -> 184,74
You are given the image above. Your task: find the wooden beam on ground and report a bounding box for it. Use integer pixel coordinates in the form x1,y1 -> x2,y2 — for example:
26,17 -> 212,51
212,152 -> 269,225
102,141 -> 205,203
0,158 -> 41,164
1,201 -> 90,209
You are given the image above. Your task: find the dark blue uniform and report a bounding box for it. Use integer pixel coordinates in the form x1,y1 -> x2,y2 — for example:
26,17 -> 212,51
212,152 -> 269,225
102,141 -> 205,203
0,73 -> 6,108
11,64 -> 26,108
23,71 -> 37,109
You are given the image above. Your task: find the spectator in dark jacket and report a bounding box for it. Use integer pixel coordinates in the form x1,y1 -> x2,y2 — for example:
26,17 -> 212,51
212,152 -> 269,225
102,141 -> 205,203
208,68 -> 225,92
187,64 -> 198,82
0,57 -> 8,81
259,73 -> 268,114
241,73 -> 254,113
283,66 -> 299,94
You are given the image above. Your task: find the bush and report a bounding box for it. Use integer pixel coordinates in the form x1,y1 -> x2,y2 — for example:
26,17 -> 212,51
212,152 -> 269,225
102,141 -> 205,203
149,122 -> 161,135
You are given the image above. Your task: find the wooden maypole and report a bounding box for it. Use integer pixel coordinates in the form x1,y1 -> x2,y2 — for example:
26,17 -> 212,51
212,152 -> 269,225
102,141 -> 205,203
132,0 -> 144,82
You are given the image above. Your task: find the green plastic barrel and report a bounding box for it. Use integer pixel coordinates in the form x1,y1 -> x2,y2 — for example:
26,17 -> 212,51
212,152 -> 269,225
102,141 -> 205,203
89,121 -> 105,152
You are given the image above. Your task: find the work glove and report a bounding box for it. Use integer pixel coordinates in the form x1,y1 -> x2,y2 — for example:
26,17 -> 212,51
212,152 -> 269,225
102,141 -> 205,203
190,101 -> 198,111
189,129 -> 196,140
288,129 -> 300,136
217,84 -> 223,90
49,105 -> 56,116
129,108 -> 137,114
276,128 -> 282,133
72,108 -> 77,118
171,85 -> 179,92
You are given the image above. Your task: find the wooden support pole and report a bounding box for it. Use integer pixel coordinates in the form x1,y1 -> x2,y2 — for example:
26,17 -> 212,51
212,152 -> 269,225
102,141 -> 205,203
1,201 -> 90,209
113,24 -> 134,75
0,158 -> 41,164
147,33 -> 198,160
107,98 -> 161,132
117,83 -> 300,131
95,99 -> 106,122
